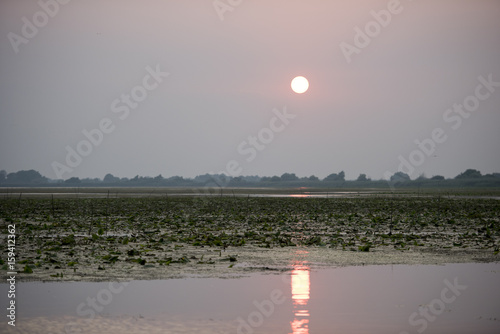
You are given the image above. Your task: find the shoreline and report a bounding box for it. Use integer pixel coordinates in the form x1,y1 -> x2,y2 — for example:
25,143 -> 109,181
5,246 -> 499,283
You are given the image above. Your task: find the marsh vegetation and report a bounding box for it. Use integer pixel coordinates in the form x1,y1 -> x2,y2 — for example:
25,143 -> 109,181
1,191 -> 499,281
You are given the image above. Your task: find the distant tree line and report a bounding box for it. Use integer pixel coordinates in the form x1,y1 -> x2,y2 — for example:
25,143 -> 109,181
1,168 -> 499,188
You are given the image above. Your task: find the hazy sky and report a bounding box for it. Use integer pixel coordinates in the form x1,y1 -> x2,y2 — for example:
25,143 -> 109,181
1,0 -> 499,180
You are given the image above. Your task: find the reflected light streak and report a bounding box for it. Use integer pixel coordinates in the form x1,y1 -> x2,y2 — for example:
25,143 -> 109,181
290,266 -> 310,334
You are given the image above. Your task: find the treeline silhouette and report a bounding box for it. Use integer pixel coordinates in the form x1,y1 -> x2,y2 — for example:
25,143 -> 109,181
1,169 -> 499,188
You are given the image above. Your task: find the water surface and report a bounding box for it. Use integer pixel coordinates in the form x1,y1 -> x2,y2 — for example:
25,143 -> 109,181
1,262 -> 499,333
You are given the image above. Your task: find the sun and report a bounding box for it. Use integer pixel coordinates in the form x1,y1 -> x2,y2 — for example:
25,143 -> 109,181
291,76 -> 309,94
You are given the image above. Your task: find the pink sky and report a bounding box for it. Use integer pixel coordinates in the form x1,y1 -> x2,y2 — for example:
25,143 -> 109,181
1,0 -> 499,179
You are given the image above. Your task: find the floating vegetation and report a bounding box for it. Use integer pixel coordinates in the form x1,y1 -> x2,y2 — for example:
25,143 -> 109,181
358,244 -> 371,252
0,193 -> 499,280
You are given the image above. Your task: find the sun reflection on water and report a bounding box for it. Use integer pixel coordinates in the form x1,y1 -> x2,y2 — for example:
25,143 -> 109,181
290,265 -> 310,334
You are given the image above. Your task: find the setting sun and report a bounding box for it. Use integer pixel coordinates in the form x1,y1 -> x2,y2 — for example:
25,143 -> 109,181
291,76 -> 309,94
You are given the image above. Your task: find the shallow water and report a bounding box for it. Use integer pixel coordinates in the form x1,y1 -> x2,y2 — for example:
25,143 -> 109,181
3,191 -> 499,200
1,263 -> 499,333
0,191 -> 363,199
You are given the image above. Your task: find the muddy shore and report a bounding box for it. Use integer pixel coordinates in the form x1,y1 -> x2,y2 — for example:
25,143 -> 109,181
1,194 -> 498,282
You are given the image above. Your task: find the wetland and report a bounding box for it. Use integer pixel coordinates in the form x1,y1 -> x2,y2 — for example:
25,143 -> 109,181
1,189 -> 499,282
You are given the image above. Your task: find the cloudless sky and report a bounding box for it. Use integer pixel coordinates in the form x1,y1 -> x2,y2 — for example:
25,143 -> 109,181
1,0 -> 499,180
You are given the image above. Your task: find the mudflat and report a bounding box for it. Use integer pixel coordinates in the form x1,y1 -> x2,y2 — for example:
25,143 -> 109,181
1,190 -> 499,282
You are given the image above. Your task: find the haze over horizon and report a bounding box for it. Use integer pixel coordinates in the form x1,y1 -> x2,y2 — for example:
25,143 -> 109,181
1,0 -> 499,181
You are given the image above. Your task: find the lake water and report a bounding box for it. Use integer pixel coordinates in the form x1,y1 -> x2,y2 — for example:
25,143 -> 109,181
1,262 -> 499,333
0,190 -> 365,199
3,190 -> 500,200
